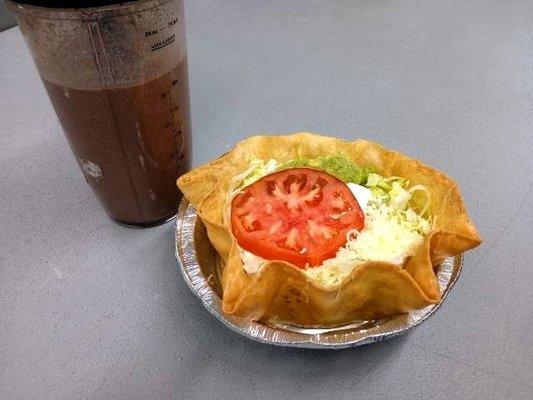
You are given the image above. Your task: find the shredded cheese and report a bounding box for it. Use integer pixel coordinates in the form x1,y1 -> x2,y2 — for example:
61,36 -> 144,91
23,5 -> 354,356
304,194 -> 430,286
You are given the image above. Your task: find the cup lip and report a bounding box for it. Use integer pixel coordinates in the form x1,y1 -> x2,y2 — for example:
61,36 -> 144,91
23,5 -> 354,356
5,0 -> 174,20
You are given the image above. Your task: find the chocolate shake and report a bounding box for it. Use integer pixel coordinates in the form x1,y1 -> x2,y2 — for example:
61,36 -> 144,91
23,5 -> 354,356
43,59 -> 191,225
8,0 -> 192,226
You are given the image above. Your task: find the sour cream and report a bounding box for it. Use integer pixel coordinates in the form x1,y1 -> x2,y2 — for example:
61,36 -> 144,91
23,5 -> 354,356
347,183 -> 372,212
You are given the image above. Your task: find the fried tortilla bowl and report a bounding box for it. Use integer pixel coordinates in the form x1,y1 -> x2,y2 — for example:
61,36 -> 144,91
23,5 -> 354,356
177,133 -> 481,327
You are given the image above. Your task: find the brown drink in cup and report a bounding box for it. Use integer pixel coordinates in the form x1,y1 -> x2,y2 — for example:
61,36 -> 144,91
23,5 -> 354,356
7,0 -> 191,226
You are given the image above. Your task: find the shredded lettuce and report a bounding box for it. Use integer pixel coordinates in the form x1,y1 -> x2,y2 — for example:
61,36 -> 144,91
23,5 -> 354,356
389,181 -> 412,210
365,173 -> 431,218
278,155 -> 371,185
240,158 -> 278,188
366,173 -> 409,196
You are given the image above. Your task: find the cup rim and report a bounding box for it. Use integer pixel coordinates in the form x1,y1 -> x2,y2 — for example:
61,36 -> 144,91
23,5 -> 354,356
5,0 -> 174,20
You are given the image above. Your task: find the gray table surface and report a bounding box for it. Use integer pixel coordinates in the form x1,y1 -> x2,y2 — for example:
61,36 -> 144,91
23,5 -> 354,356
1,0 -> 532,399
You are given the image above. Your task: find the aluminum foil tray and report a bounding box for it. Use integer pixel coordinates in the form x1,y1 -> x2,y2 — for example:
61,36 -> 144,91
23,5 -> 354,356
175,199 -> 463,349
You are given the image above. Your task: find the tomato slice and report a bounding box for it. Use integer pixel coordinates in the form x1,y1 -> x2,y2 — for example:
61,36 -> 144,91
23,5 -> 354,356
230,168 -> 364,268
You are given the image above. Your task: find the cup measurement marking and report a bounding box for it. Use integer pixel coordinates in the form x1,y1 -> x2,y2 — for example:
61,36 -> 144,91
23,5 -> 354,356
144,17 -> 179,37
150,34 -> 175,52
